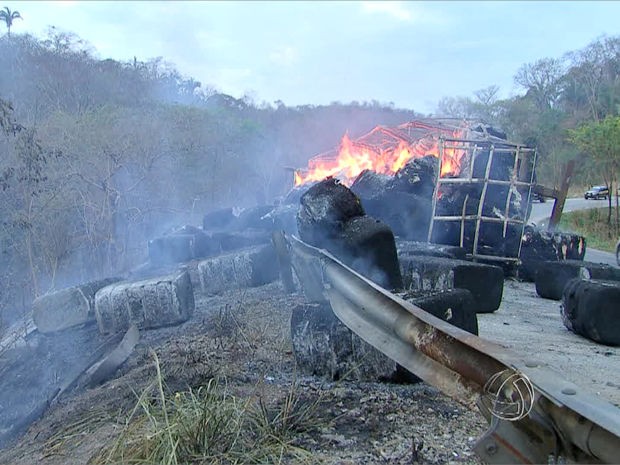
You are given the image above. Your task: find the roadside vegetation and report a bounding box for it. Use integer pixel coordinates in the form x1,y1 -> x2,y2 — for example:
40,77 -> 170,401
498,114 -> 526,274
559,207 -> 619,253
92,353 -> 322,465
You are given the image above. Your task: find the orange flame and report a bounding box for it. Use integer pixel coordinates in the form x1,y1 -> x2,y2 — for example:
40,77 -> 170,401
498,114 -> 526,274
294,127 -> 467,187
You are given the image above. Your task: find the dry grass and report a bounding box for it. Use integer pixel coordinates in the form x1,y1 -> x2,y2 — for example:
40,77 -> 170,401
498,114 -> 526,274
90,351 -> 323,465
559,207 -> 619,252
43,409 -> 115,459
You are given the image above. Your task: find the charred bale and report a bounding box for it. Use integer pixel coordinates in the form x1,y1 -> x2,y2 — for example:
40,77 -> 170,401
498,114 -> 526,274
431,183 -> 481,247
149,226 -> 223,265
296,178 -> 402,290
561,279 -> 620,346
32,277 -> 122,334
351,157 -> 437,241
399,255 -> 504,313
397,240 -> 467,260
148,235 -> 195,265
535,260 -> 620,300
210,230 -> 271,252
519,226 -> 587,281
173,225 -> 218,258
297,177 -> 365,248
432,142 -> 529,258
291,302 -> 398,381
432,181 -> 526,259
405,288 -> 478,336
350,169 -> 392,198
472,124 -> 508,140
470,145 -> 514,182
203,207 -> 235,230
291,288 -> 478,382
336,216 -> 403,290
194,244 -> 279,295
229,205 -> 275,231
361,192 -> 432,241
389,155 -> 438,198
94,270 -> 194,334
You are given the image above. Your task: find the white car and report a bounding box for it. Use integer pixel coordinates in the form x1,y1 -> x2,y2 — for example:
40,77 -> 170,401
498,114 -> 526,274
584,185 -> 609,200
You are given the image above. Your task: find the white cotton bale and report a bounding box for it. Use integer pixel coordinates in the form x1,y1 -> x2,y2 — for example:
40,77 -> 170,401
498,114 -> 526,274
32,278 -> 121,334
195,245 -> 278,295
94,270 -> 194,334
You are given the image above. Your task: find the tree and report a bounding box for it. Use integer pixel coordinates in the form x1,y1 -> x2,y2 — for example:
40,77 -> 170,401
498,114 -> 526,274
0,98 -> 63,308
435,86 -> 501,123
514,58 -> 565,111
563,36 -> 620,122
568,116 -> 620,229
0,6 -> 21,37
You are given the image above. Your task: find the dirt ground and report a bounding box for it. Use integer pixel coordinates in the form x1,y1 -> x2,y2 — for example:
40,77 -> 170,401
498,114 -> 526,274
0,276 -> 617,464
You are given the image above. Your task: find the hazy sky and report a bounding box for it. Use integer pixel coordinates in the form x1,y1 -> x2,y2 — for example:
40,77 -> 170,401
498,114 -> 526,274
10,1 -> 620,113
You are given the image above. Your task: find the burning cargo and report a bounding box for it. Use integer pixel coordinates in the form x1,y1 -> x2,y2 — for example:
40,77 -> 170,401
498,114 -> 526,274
292,119 -> 538,264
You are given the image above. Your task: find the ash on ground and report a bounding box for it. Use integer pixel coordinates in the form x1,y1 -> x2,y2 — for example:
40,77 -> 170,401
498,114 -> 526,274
0,282 -> 485,465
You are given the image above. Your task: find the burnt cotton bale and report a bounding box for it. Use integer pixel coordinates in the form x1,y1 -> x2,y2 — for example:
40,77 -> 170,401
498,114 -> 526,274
338,215 -> 403,290
389,155 -> 438,198
297,178 -> 365,248
291,288 -> 478,382
350,157 -> 438,241
194,245 -> 279,295
148,235 -> 195,265
94,270 -> 194,334
399,255 -> 504,313
397,240 -> 467,260
519,226 -> 586,281
290,302 -> 401,382
203,207 -> 235,230
361,192 -> 432,241
297,178 -> 402,290
561,278 -> 620,346
535,260 -> 620,300
406,288 -> 478,336
350,169 -> 392,198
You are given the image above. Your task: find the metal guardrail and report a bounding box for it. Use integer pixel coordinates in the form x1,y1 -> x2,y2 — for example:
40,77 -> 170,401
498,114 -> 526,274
288,235 -> 620,464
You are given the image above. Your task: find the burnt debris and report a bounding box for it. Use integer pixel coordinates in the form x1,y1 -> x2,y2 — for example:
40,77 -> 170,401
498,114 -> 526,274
296,178 -> 402,290
350,156 -> 438,242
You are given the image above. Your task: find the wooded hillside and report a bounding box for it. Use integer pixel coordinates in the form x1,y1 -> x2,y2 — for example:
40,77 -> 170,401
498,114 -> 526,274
1,28 -> 619,325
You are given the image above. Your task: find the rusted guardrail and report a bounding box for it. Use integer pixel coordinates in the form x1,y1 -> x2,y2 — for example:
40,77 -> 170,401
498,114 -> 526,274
288,234 -> 620,464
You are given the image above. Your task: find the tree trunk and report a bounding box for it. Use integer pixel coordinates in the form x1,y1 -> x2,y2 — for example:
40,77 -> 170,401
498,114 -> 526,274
615,174 -> 619,236
607,180 -> 612,226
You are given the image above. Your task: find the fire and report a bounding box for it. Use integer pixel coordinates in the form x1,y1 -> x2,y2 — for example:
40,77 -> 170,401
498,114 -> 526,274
294,123 -> 467,187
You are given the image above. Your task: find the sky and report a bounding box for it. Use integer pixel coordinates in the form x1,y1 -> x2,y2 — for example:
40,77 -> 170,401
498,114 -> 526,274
8,1 -> 620,113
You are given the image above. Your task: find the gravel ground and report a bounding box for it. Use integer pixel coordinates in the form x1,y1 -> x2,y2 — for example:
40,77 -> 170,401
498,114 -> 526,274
0,276 -> 617,464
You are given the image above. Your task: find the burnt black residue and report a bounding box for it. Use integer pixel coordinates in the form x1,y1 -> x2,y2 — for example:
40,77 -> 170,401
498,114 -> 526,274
0,323 -> 109,449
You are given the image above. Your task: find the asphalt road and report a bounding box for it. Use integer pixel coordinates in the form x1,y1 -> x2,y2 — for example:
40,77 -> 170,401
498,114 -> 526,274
529,197 -> 618,266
